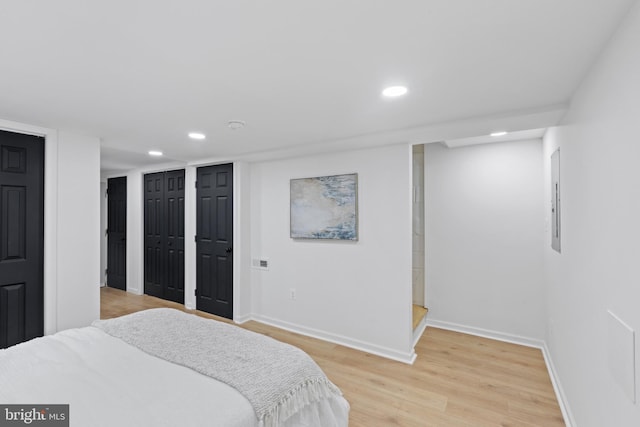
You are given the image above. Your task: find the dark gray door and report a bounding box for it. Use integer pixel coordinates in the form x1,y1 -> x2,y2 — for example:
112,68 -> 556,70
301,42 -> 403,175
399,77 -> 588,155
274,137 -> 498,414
0,130 -> 44,349
164,170 -> 185,303
144,172 -> 164,298
196,163 -> 233,319
107,177 -> 127,290
144,170 -> 185,303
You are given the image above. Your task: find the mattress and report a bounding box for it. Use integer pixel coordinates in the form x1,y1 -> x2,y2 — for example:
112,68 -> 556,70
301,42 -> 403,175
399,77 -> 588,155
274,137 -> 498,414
0,319 -> 349,426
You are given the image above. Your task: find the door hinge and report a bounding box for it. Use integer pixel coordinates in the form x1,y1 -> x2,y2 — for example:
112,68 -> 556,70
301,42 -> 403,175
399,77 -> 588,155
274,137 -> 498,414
194,235 -> 197,242
194,288 -> 197,296
195,180 -> 198,189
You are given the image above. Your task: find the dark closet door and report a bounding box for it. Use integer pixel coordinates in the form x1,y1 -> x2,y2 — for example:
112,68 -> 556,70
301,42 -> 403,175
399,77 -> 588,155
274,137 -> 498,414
163,170 -> 185,303
107,177 -> 127,290
144,170 -> 184,303
196,163 -> 233,319
0,130 -> 44,349
144,172 -> 164,298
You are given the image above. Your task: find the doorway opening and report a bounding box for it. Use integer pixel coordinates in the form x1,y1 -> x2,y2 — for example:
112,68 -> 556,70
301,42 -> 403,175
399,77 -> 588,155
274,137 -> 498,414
412,144 -> 427,331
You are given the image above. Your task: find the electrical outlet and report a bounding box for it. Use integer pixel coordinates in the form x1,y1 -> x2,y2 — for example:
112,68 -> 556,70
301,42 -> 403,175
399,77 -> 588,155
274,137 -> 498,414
289,288 -> 296,300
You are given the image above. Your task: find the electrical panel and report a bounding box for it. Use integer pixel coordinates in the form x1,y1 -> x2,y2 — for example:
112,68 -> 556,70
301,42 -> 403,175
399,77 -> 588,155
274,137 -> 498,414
551,149 -> 561,253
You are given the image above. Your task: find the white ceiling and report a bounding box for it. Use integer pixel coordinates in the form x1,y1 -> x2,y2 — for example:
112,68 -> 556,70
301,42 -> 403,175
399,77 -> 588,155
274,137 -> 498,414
0,1 -> 634,171
443,128 -> 547,149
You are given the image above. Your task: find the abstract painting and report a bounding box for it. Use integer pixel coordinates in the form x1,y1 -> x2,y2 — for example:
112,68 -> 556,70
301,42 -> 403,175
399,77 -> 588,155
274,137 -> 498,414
290,173 -> 358,240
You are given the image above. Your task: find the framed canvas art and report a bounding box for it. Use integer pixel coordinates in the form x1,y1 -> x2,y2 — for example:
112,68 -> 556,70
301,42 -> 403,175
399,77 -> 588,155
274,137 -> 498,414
290,173 -> 358,240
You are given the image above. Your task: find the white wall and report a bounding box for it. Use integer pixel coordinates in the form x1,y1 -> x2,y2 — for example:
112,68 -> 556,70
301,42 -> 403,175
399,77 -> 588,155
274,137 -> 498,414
424,139 -> 545,342
55,131 -> 101,330
234,161 -> 253,321
126,170 -> 144,295
0,119 -> 100,333
542,2 -> 640,425
249,144 -> 414,362
106,146 -> 414,361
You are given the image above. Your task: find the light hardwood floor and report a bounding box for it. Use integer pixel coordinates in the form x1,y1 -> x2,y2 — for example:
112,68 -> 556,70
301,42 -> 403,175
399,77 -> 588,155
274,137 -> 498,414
412,304 -> 428,330
100,287 -> 565,426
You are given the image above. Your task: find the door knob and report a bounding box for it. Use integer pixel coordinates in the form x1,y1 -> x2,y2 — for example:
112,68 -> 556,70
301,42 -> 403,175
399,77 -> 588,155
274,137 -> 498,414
225,247 -> 233,253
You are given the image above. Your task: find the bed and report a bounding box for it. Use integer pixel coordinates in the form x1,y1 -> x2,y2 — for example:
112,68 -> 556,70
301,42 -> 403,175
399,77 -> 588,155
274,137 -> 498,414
0,308 -> 350,427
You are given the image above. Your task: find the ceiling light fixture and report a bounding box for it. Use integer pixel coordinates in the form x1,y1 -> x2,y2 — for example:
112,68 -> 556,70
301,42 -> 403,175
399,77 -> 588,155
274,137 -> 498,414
382,86 -> 408,98
188,132 -> 206,140
227,120 -> 246,130
148,150 -> 163,156
490,131 -> 508,137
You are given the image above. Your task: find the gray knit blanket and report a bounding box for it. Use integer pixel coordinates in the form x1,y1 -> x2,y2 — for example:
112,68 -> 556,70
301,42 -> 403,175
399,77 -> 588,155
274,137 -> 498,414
92,309 -> 342,427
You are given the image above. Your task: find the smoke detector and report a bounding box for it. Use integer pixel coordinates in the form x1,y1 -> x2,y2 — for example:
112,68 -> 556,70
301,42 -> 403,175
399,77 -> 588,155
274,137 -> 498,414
227,120 -> 246,130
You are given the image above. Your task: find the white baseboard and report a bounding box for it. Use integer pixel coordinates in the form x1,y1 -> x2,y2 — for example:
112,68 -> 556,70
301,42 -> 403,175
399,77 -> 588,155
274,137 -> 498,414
541,343 -> 576,427
426,319 -> 545,348
233,313 -> 252,324
252,314 -> 416,364
413,314 -> 428,347
126,287 -> 143,296
426,318 -> 573,427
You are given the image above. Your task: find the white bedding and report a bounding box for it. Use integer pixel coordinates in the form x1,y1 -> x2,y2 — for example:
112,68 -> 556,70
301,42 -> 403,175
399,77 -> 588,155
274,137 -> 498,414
0,327 -> 349,427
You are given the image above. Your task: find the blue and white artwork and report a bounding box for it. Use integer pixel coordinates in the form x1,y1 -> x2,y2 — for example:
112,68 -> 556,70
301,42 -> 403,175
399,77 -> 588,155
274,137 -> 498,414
290,174 -> 358,240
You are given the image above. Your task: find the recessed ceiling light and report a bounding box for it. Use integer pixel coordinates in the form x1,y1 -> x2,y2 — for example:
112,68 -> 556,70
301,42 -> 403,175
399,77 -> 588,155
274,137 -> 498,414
490,131 -> 508,137
148,150 -> 163,156
382,86 -> 408,98
188,132 -> 206,140
227,120 -> 246,130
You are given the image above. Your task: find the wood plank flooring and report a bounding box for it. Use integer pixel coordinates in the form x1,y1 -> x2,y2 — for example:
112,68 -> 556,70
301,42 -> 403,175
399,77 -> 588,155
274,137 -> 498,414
412,304 -> 428,330
100,287 -> 565,426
